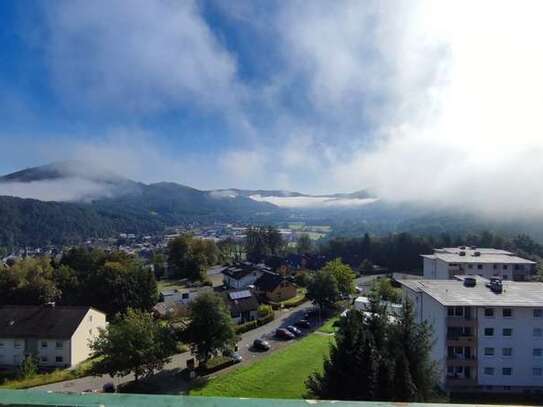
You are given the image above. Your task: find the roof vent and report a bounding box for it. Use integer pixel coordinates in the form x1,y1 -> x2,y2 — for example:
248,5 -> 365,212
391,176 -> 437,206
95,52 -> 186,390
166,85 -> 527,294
473,251 -> 481,257
459,246 -> 466,250
459,251 -> 466,256
463,277 -> 476,287
486,278 -> 503,294
470,246 -> 477,250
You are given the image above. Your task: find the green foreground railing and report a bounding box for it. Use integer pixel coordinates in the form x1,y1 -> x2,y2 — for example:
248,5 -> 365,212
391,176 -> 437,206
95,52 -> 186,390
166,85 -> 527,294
0,390 -> 528,407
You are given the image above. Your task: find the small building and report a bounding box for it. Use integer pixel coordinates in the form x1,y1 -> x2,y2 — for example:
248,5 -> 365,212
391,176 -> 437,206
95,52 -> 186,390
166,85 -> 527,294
422,247 -> 536,281
224,289 -> 259,324
0,304 -> 106,368
223,263 -> 270,289
155,286 -> 213,319
254,272 -> 297,302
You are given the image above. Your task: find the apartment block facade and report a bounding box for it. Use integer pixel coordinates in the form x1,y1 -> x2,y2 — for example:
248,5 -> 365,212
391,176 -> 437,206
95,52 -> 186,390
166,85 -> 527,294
422,247 -> 535,281
400,277 -> 543,393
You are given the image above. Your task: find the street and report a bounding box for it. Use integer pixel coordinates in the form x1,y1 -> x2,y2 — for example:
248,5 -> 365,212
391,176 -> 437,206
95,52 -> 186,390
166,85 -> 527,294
32,301 -> 318,394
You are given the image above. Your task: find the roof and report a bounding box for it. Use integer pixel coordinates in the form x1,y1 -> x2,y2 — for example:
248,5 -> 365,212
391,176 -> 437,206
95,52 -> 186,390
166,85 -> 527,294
152,302 -> 186,317
399,279 -> 543,307
224,289 -> 259,316
254,272 -> 291,291
0,305 -> 98,339
422,247 -> 535,265
223,262 -> 270,280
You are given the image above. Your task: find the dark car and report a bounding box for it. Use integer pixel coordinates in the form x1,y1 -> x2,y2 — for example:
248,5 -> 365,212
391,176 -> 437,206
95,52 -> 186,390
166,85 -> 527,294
287,325 -> 302,336
253,338 -> 271,351
295,319 -> 311,329
275,328 -> 295,340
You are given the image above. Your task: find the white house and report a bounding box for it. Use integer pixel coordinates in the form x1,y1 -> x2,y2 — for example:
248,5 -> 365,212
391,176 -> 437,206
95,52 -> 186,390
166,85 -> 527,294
222,263 -> 269,289
422,247 -> 535,281
399,276 -> 543,393
0,304 -> 107,368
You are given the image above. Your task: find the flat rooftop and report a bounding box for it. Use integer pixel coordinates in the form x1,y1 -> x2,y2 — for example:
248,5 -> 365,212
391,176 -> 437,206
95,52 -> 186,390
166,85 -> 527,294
422,247 -> 535,264
399,278 -> 543,307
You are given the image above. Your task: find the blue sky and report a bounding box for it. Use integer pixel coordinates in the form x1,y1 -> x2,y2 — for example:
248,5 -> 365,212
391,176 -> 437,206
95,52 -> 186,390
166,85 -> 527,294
2,0 -> 543,215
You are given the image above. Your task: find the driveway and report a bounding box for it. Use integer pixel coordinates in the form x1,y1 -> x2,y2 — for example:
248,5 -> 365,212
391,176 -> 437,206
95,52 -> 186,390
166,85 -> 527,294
33,301 -> 318,394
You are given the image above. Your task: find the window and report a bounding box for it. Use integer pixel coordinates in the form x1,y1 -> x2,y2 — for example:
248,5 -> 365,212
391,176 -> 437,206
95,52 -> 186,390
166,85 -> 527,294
533,348 -> 543,357
484,308 -> 494,317
502,328 -> 513,337
484,328 -> 494,336
534,309 -> 543,318
493,264 -> 498,269
503,265 -> 508,270
448,307 -> 455,316
182,293 -> 189,299
477,264 -> 483,270
484,367 -> 495,375
533,368 -> 543,376
41,341 -> 48,348
502,367 -> 512,376
502,308 -> 513,318
502,347 -> 513,357
534,328 -> 543,337
55,356 -> 63,363
455,307 -> 463,316
56,341 -> 63,349
468,264 -> 473,269
447,366 -> 454,375
40,356 -> 48,362
89,315 -> 93,322
89,328 -> 93,336
484,347 -> 495,356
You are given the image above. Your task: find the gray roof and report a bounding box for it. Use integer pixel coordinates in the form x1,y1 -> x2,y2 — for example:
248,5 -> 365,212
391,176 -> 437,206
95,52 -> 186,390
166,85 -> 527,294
399,279 -> 543,307
421,250 -> 535,265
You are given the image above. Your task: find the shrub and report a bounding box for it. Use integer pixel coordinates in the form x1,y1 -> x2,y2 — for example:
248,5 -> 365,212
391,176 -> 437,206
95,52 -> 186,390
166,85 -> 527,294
258,304 -> 273,317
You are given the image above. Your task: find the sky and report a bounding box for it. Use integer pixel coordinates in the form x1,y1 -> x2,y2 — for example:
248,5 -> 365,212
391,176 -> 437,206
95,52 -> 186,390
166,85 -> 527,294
1,1 -> 543,215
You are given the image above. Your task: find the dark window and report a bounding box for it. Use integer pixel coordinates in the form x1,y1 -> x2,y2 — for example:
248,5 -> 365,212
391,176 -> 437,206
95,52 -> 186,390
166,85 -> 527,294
484,347 -> 494,356
502,367 -> 512,376
484,308 -> 494,317
55,356 -> 63,363
485,328 -> 494,336
534,309 -> 542,318
502,328 -> 513,337
448,307 -> 455,316
503,308 -> 513,318
503,265 -> 508,270
502,347 -> 512,356
477,264 -> 483,270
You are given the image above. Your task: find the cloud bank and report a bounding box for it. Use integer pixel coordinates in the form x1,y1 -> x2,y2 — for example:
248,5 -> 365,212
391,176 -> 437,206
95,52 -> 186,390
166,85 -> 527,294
5,0 -> 543,218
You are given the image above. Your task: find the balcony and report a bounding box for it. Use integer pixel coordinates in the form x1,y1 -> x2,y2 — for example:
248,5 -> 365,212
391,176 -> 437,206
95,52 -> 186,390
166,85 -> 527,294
447,335 -> 476,347
446,376 -> 478,387
446,317 -> 477,328
447,356 -> 478,368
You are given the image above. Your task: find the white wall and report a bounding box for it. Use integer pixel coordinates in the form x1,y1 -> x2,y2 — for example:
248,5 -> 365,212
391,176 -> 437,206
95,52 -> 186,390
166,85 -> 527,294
70,308 -> 107,367
477,306 -> 543,387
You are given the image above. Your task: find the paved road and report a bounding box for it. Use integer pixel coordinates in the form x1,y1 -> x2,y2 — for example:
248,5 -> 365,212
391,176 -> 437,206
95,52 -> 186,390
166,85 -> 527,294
33,301 -> 318,394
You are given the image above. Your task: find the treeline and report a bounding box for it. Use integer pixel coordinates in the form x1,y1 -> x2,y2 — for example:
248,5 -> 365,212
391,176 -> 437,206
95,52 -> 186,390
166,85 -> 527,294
0,248 -> 158,316
319,231 -> 543,274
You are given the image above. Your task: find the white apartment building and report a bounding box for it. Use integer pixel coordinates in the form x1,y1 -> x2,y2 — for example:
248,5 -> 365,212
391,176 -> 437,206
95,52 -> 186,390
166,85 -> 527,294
0,305 -> 106,368
422,247 -> 535,281
399,276 -> 543,393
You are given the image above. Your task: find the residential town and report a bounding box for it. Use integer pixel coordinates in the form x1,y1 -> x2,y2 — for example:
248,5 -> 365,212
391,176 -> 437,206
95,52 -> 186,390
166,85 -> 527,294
1,229 -> 543,404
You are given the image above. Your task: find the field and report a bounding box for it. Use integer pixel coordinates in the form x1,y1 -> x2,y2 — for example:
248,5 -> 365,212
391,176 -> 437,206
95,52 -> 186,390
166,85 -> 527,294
189,332 -> 332,399
156,279 -> 186,291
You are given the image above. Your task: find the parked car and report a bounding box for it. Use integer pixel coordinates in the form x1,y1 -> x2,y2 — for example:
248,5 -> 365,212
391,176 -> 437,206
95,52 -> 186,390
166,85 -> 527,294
231,352 -> 243,363
275,328 -> 295,340
287,325 -> 302,336
295,319 -> 311,329
253,338 -> 271,351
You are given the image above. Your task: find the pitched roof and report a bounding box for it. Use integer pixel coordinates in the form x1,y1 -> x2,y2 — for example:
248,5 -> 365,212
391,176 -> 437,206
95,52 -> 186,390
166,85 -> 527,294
255,272 -> 291,292
224,289 -> 259,316
0,305 -> 98,339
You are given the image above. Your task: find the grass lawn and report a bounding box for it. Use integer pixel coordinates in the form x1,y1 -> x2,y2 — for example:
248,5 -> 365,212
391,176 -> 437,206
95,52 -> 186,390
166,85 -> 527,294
317,316 -> 339,334
189,332 -> 332,399
0,357 -> 99,389
156,279 -> 186,291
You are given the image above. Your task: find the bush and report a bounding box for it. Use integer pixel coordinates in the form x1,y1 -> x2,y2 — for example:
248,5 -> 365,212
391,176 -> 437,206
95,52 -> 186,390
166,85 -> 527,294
199,356 -> 236,375
234,313 -> 275,334
18,356 -> 37,380
257,304 -> 273,317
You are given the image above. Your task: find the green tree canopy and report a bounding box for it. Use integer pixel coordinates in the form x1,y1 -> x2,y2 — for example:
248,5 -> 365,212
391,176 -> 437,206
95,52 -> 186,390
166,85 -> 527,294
90,309 -> 177,382
305,269 -> 340,313
307,300 -> 437,402
296,234 -> 313,254
186,292 -> 236,364
321,258 -> 356,297
167,235 -> 219,281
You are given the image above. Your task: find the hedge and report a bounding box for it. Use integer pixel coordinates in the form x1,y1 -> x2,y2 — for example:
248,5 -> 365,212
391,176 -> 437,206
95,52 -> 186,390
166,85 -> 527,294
235,313 -> 275,334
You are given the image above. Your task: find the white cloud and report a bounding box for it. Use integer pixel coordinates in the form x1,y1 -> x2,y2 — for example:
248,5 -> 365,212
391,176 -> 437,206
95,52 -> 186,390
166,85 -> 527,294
43,0 -> 241,113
